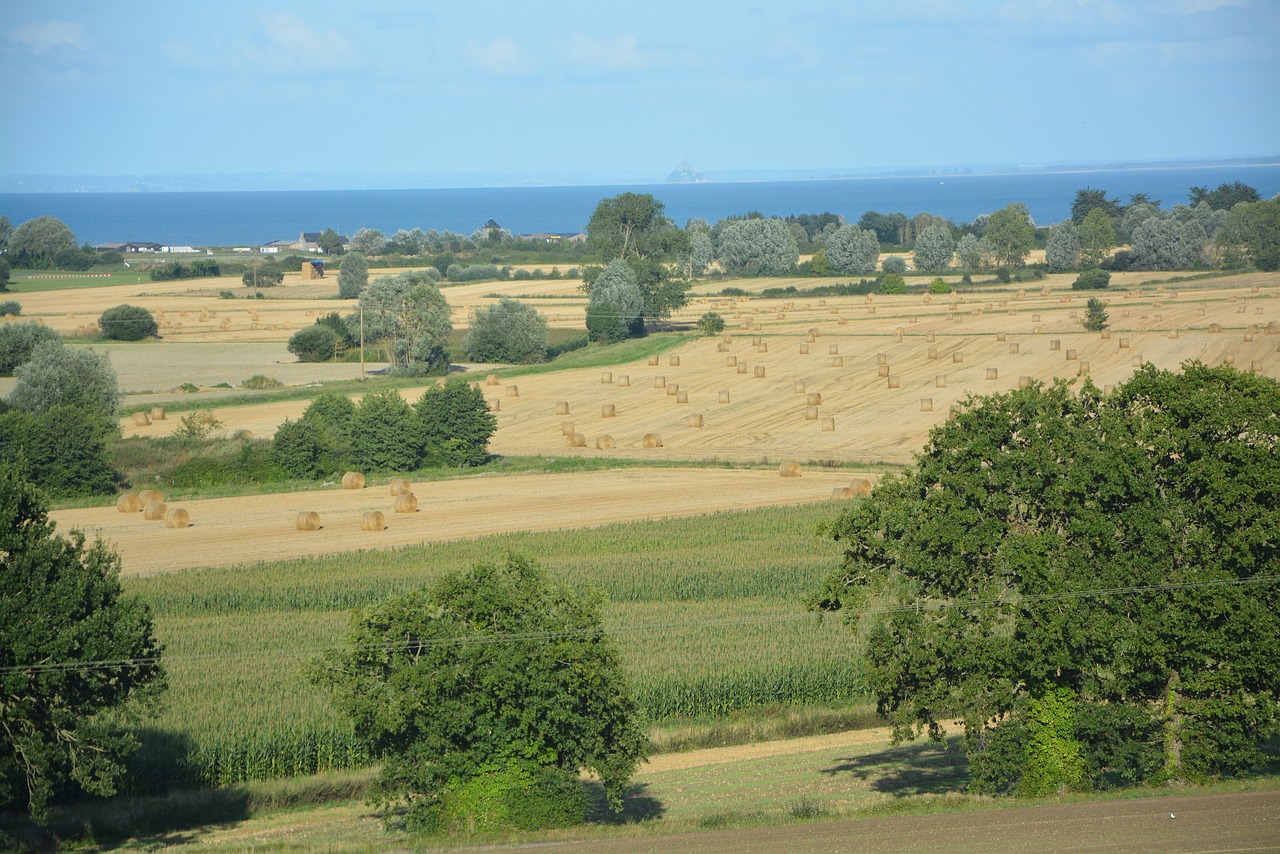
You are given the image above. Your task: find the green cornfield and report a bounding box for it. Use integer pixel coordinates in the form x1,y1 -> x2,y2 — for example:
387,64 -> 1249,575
121,501 -> 866,790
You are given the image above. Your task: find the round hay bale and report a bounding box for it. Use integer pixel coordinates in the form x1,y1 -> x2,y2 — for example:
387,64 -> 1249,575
820,417 -> 835,432
718,390 -> 731,403
1223,354 -> 1235,366
806,333 -> 816,343
926,332 -> 936,343
1008,343 -> 1020,354
561,420 -> 575,436
1078,360 -> 1091,373
1019,375 -> 1033,388
555,401 -> 570,415
1244,333 -> 1254,343
642,433 -> 663,448
360,511 -> 386,531
1208,323 -> 1223,333
295,511 -> 321,531
828,344 -> 839,355
996,332 -> 1006,342
737,364 -> 748,374
676,390 -> 689,403
927,347 -> 938,360
895,327 -> 905,336
1050,339 -> 1061,351
799,344 -> 810,354
1100,331 -> 1111,340
779,460 -> 801,478
486,373 -> 501,386
655,375 -> 667,387
832,486 -> 854,499
832,356 -> 844,367
851,478 -> 873,496
389,478 -> 412,496
132,411 -> 151,427
164,508 -> 191,529
877,364 -> 890,377
142,501 -> 167,521
887,375 -> 900,389
601,371 -> 613,384
753,365 -> 766,378
394,493 -> 418,513
722,333 -> 734,343
726,355 -> 737,366
1130,355 -> 1144,367
893,333 -> 903,343
489,398 -> 501,411
935,375 -> 947,388
150,407 -> 166,421
795,381 -> 806,393
601,403 -> 617,417
952,352 -> 965,364
1118,337 -> 1130,349
648,355 -> 660,366
950,403 -> 963,414
876,353 -> 888,366
505,385 -> 520,397
920,398 -> 933,411
687,413 -> 704,427
666,384 -> 679,396
1169,329 -> 1179,339
805,406 -> 819,421
566,432 -> 586,447
137,489 -> 164,504
595,434 -> 616,450
1251,360 -> 1263,372
986,368 -> 999,380
116,493 -> 143,513
716,342 -> 728,352
342,472 -> 366,490
758,342 -> 768,353
807,392 -> 822,405
618,375 -> 630,387
1066,349 -> 1078,361
668,355 -> 680,366
808,327 -> 821,337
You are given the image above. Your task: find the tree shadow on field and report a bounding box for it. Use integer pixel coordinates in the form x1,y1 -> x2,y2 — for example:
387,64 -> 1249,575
822,735 -> 969,796
583,781 -> 665,825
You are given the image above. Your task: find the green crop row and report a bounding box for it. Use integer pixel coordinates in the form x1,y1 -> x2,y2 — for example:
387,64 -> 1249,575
121,501 -> 865,789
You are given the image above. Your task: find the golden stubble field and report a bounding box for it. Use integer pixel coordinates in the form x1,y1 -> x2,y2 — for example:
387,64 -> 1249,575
33,270 -> 1280,576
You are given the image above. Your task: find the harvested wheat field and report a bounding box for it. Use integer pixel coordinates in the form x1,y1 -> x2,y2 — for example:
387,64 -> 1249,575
117,274 -> 1280,466
50,467 -> 866,576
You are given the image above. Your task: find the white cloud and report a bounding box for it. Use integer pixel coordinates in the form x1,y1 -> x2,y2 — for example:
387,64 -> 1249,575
255,12 -> 359,73
6,20 -> 88,53
560,34 -> 665,73
464,37 -> 533,76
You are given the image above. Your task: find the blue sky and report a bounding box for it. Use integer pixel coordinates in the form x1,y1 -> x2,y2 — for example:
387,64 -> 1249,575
1,0 -> 1277,184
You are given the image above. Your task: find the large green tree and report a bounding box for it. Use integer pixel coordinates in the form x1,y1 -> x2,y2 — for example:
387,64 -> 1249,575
414,377 -> 497,467
0,467 -> 165,823
1078,208 -> 1116,267
8,339 -> 121,422
824,225 -> 880,275
983,203 -> 1036,267
6,216 -> 77,268
309,553 -> 647,832
810,364 -> 1280,793
912,223 -> 955,272
1218,198 -> 1280,271
463,298 -> 548,364
585,193 -> 690,324
585,259 -> 643,343
1070,188 -> 1122,224
716,218 -> 799,276
356,271 -> 452,375
338,251 -> 369,299
1189,181 -> 1260,210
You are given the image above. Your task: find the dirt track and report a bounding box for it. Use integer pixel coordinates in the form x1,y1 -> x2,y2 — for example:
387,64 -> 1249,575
51,467 -> 866,576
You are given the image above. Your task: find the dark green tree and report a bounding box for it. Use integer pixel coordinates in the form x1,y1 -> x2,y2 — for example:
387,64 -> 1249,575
983,203 -> 1036,267
1070,188 -> 1122,223
585,260 -> 643,343
287,325 -> 341,362
1081,297 -> 1108,331
585,193 -> 690,324
1072,269 -> 1111,290
1189,181 -> 1260,210
0,257 -> 11,290
696,312 -> 725,336
6,216 -> 77,268
414,377 -> 497,467
810,365 -> 1280,793
1078,208 -> 1116,267
0,405 -> 117,497
271,393 -> 357,477
98,304 -> 158,341
309,553 -> 647,832
1218,199 -> 1280,271
350,390 -> 421,473
0,466 -> 165,823
0,322 -> 60,375
317,228 -> 345,255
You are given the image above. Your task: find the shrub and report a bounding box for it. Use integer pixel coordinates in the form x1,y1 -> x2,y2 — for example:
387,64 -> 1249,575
173,411 -> 223,443
98,304 -> 158,341
415,378 -> 497,468
241,374 -> 283,389
0,300 -> 20,316
287,325 -> 340,362
1072,269 -> 1111,290
928,278 -> 951,294
882,256 -> 907,274
351,390 -> 421,472
880,274 -> 906,294
9,340 -> 121,421
696,312 -> 726,336
0,257 -> 10,288
0,322 -> 59,375
439,765 -> 588,833
463,299 -> 548,364
242,268 -> 284,287
995,267 -> 1012,284
0,405 -> 117,496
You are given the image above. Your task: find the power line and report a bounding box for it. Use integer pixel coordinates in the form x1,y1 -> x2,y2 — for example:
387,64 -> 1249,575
2,573 -> 1276,677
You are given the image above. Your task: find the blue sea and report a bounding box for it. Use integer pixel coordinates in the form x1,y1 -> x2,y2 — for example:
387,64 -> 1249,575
2,165 -> 1277,248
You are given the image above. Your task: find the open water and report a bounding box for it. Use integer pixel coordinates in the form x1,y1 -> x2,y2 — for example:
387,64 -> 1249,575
1,165 -> 1277,248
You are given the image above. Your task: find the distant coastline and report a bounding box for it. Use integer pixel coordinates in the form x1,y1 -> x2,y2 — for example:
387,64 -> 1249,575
3,156 -> 1277,194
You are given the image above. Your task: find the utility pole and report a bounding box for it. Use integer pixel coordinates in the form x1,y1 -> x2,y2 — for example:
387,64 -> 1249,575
359,300 -> 365,380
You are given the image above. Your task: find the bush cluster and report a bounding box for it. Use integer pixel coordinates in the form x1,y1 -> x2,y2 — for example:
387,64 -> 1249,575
98,304 -> 158,341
